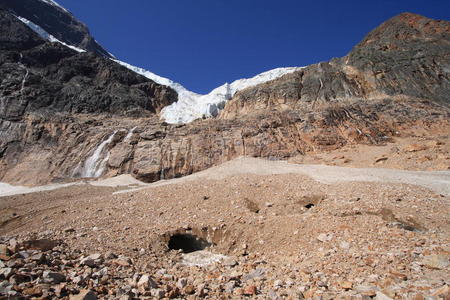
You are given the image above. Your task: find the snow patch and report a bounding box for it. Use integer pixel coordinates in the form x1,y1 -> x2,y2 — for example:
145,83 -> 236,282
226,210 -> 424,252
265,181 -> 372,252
0,182 -> 80,198
16,16 -> 85,53
90,174 -> 147,187
38,0 -> 68,13
113,59 -> 303,124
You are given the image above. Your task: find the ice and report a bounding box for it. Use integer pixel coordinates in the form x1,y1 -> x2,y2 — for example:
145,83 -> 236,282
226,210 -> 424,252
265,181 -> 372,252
19,1 -> 303,125
114,59 -> 303,124
16,16 -> 85,53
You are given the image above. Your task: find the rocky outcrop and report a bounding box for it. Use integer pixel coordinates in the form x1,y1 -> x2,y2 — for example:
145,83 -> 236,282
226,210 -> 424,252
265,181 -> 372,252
2,95 -> 447,184
0,0 -> 112,57
0,7 -> 179,183
221,13 -> 450,118
0,9 -> 177,120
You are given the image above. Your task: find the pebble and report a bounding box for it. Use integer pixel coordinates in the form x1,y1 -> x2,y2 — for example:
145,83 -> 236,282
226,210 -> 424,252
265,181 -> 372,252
176,278 -> 188,289
421,254 -> 449,270
137,274 -> 157,292
317,233 -> 333,242
243,285 -> 257,295
42,271 -> 66,284
150,288 -> 165,298
375,291 -> 394,300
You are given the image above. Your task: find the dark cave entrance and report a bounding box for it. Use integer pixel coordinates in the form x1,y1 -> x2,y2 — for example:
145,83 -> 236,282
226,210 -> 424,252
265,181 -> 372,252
167,233 -> 211,253
304,203 -> 315,209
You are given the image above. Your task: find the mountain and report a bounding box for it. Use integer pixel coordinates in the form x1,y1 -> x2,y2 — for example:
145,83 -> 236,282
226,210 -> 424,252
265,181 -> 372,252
0,0 -> 112,57
115,59 -> 303,124
222,12 -> 449,119
0,1 -> 448,185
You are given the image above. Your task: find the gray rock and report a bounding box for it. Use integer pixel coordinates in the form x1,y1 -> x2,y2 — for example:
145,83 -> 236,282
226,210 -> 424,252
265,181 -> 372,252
0,280 -> 12,294
30,252 -> 45,262
177,278 -> 188,289
42,271 -> 66,284
0,268 -> 13,279
69,289 -> 98,300
137,274 -> 157,292
224,281 -> 235,293
150,288 -> 165,299
80,253 -> 103,267
242,268 -> 266,281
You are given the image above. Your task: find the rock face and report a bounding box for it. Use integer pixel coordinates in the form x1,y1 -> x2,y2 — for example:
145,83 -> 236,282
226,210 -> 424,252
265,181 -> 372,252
221,13 -> 450,118
0,9 -> 177,119
0,0 -> 112,57
0,6 -> 180,183
0,8 -> 449,185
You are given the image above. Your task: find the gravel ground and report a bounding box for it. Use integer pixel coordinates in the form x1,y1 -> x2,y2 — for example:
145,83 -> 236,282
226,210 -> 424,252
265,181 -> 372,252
0,158 -> 449,299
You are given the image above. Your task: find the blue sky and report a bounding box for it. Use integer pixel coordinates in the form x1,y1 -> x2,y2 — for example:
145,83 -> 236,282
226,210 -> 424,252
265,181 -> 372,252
57,0 -> 450,94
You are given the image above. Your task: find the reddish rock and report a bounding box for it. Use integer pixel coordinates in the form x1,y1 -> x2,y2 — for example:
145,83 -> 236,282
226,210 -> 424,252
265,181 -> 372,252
243,285 -> 257,296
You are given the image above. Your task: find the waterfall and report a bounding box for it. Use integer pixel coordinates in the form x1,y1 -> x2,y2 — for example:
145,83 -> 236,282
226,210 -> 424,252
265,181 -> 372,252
20,69 -> 29,94
18,53 -> 29,96
123,126 -> 137,142
81,131 -> 117,178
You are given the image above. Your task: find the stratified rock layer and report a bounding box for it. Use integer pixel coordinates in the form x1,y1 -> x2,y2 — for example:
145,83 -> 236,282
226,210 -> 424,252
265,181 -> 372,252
221,13 -> 450,118
0,10 -> 449,184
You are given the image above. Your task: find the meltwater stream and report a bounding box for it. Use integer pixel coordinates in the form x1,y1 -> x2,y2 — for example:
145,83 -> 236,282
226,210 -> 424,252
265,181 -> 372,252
123,126 -> 137,142
80,131 -> 117,178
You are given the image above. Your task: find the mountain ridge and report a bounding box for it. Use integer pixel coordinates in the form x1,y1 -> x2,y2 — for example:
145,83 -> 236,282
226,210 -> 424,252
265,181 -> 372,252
0,0 -> 113,57
0,2 -> 448,186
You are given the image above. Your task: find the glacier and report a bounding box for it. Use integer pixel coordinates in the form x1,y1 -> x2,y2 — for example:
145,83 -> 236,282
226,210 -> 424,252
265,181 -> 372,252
18,1 -> 303,125
115,60 -> 303,124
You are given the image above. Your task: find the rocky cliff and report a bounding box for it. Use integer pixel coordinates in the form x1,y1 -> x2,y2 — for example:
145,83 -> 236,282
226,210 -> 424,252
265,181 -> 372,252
0,0 -> 112,57
221,13 -> 450,118
0,6 -> 178,183
0,7 -> 448,185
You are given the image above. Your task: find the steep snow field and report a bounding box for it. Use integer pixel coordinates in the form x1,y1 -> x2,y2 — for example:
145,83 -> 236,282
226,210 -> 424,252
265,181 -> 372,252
115,60 -> 303,124
16,16 -> 86,53
39,0 -> 68,12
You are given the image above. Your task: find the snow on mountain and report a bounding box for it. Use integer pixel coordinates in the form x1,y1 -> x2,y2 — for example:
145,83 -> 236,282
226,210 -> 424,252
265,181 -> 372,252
16,16 -> 86,53
38,0 -> 68,12
115,59 -> 303,124
17,0 -> 302,124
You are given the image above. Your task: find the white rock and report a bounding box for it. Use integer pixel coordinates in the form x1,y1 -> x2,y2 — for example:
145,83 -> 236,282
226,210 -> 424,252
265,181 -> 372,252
339,241 -> 350,249
375,291 -> 394,300
177,278 -> 188,289
273,280 -> 283,288
317,233 -> 333,242
137,274 -> 157,292
150,288 -> 165,299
